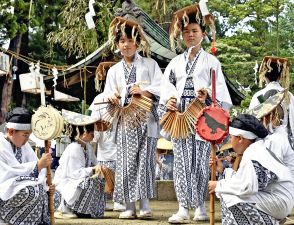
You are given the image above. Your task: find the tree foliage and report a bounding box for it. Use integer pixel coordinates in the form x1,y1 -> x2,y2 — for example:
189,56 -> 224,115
0,0 -> 293,112
47,0 -> 113,58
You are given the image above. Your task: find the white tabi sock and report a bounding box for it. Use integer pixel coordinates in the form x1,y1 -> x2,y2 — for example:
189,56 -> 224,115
126,201 -> 136,212
178,205 -> 189,217
139,198 -> 151,211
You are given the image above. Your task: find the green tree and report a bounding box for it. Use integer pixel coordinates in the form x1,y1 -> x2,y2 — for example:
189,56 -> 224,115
47,0 -> 113,58
0,0 -> 68,122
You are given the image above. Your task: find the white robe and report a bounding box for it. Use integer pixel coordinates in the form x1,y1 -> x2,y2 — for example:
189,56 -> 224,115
0,133 -> 47,201
265,125 -> 294,179
159,49 -> 232,110
53,142 -> 97,205
216,140 -> 294,220
103,53 -> 163,138
249,81 -> 294,138
159,49 -> 232,141
90,93 -> 117,162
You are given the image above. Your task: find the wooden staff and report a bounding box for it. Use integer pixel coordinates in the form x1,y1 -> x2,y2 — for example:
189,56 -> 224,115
210,143 -> 217,225
45,140 -> 55,225
195,70 -> 229,225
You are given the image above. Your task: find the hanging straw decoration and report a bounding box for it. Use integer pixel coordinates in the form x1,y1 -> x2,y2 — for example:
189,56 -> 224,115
95,61 -> 116,91
160,98 -> 205,139
92,165 -> 115,195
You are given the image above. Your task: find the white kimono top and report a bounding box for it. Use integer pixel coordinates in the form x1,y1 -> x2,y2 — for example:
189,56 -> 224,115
90,93 -> 117,161
0,133 -> 47,201
216,140 -> 294,219
265,125 -> 294,180
249,81 -> 294,138
159,49 -> 232,110
103,53 -> 163,138
53,142 -> 98,205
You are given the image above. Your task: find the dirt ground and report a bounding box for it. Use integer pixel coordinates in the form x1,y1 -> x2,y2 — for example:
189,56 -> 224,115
55,200 -> 294,225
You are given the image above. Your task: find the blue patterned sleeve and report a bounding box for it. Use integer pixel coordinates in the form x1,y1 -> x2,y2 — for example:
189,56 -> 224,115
157,104 -> 168,121
252,160 -> 278,191
30,164 -> 39,178
169,70 -> 177,87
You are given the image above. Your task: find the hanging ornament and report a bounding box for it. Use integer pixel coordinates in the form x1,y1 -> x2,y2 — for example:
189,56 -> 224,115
85,0 -> 96,29
52,67 -> 58,88
0,52 -> 10,75
12,65 -> 18,80
253,61 -> 258,85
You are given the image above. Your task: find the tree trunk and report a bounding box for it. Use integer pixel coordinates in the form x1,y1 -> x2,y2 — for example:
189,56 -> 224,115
0,34 -> 23,123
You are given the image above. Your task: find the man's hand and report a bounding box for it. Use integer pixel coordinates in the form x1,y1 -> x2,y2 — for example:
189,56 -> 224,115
37,153 -> 52,171
209,156 -> 224,174
197,88 -> 208,103
48,184 -> 55,194
108,93 -> 120,105
166,98 -> 178,111
130,85 -> 142,95
208,181 -> 217,194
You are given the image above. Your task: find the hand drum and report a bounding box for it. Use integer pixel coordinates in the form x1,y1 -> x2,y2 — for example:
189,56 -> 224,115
195,69 -> 229,144
196,106 -> 229,144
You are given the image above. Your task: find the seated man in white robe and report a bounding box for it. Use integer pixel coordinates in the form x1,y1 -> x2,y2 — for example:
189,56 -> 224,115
53,110 -> 109,219
208,114 -> 294,225
0,107 -> 54,225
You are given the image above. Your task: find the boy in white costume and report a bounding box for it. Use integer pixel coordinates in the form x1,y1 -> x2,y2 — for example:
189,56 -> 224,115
89,92 -> 125,211
53,110 -> 106,219
0,107 -> 54,225
158,4 -> 232,224
104,17 -> 162,219
249,56 -> 294,148
249,89 -> 294,180
208,114 -> 294,225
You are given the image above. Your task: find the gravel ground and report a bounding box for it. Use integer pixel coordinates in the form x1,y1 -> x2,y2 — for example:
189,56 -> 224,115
55,200 -> 294,225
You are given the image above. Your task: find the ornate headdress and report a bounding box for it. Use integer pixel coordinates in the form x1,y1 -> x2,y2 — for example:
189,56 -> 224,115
108,16 -> 150,56
62,109 -> 99,139
62,109 -> 98,126
246,90 -> 286,128
169,3 -> 215,51
259,56 -> 290,89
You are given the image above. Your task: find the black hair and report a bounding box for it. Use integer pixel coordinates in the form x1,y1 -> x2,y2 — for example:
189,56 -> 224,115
265,62 -> 281,82
6,107 -> 32,124
181,14 -> 205,32
70,123 -> 95,142
115,26 -> 141,45
230,114 -> 268,139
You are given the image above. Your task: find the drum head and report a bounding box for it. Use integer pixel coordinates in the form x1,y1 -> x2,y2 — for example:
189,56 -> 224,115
32,105 -> 64,140
195,106 -> 229,144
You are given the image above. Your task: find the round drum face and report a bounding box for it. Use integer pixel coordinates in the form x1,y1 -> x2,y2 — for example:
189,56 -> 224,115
196,106 -> 229,144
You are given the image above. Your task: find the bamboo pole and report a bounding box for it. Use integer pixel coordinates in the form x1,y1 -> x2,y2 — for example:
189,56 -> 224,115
210,143 -> 217,225
45,140 -> 55,225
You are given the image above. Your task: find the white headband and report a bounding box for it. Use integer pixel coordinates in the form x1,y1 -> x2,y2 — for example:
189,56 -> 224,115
229,127 -> 257,140
6,122 -> 31,131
